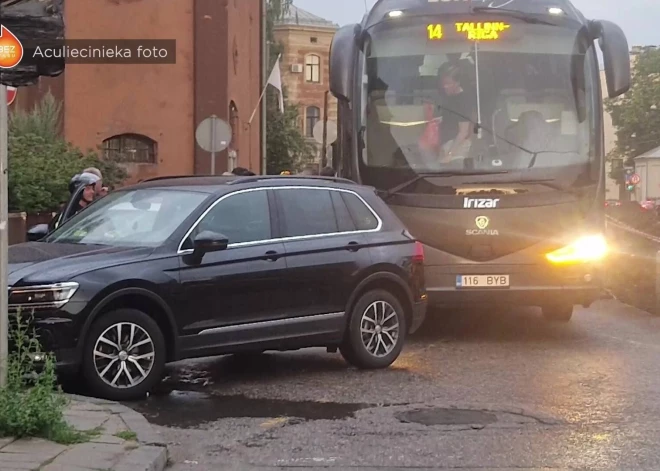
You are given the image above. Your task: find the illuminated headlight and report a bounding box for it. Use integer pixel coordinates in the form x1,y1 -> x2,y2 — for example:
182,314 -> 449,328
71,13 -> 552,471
8,282 -> 79,309
387,10 -> 403,18
545,235 -> 608,264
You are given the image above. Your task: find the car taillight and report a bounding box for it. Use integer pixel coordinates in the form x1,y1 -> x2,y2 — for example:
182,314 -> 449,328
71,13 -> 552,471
413,241 -> 424,263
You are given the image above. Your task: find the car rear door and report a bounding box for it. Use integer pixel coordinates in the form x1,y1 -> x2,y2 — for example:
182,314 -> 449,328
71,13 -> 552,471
274,186 -> 374,321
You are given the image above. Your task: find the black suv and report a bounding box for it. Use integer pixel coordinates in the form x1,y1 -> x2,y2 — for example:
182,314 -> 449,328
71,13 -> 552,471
8,175 -> 428,400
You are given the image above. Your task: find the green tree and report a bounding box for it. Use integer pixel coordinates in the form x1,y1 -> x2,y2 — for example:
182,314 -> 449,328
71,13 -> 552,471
606,48 -> 660,161
8,93 -> 128,213
264,0 -> 315,174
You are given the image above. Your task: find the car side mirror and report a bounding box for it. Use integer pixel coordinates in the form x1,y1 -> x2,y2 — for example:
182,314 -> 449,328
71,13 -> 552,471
27,224 -> 49,242
193,230 -> 229,255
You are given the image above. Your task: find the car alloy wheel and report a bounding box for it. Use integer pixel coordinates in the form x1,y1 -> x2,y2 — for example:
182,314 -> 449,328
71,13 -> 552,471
360,300 -> 400,358
340,289 -> 407,369
93,322 -> 156,389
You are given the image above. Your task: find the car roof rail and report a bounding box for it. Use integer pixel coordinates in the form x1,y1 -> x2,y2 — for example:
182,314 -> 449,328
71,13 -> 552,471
227,175 -> 356,185
139,175 -> 216,183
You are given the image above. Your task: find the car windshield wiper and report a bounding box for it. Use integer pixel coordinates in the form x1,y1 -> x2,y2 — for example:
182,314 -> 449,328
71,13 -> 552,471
382,170 -> 509,199
470,7 -> 562,26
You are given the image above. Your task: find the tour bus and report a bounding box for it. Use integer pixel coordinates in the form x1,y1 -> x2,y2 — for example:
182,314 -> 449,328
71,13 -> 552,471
329,0 -> 630,321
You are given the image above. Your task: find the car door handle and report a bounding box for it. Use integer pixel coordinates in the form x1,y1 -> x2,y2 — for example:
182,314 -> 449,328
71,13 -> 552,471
346,241 -> 360,252
263,250 -> 280,261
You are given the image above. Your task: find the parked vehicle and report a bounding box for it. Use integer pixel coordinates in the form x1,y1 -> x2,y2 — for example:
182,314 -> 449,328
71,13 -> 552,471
8,175 -> 427,400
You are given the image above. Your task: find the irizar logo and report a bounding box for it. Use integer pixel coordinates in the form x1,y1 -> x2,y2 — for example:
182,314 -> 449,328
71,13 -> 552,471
466,215 -> 499,236
463,197 -> 500,209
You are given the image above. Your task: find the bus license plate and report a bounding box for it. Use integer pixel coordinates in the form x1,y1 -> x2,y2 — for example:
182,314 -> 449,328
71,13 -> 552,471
456,275 -> 509,288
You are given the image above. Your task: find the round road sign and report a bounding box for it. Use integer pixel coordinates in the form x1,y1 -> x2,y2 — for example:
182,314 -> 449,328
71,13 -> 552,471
312,119 -> 338,145
195,115 -> 232,153
7,86 -> 16,106
630,173 -> 641,185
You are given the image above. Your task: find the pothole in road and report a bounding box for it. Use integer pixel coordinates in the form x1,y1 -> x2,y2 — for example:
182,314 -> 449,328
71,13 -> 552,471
395,407 -> 544,428
127,390 -> 375,429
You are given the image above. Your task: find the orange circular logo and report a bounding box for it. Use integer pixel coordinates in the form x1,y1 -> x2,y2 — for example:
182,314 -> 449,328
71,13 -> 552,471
0,25 -> 24,69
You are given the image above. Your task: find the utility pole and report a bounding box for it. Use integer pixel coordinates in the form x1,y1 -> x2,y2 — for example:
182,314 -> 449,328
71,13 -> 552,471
261,0 -> 268,174
0,83 -> 9,388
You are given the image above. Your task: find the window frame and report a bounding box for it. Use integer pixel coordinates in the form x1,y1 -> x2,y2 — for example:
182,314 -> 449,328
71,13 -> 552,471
177,186 -> 383,254
102,133 -> 157,164
304,53 -> 321,83
305,106 -> 320,138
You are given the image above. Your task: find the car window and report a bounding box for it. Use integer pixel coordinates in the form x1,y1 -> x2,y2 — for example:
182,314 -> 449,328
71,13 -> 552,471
331,191 -> 356,233
341,192 -> 379,231
191,190 -> 271,246
278,189 -> 339,237
45,189 -> 207,247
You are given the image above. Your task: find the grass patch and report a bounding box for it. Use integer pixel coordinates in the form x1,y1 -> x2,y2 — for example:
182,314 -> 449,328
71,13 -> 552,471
0,310 -> 93,444
114,430 -> 138,441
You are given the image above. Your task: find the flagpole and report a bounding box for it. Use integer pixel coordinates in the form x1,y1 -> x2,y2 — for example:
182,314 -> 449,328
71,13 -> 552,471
249,82 -> 269,124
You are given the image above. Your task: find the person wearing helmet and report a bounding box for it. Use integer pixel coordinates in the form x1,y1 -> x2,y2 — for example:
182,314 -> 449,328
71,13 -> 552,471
70,172 -> 101,216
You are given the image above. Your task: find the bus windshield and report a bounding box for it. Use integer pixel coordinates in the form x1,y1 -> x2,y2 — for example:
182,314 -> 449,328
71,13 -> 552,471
358,17 -> 599,187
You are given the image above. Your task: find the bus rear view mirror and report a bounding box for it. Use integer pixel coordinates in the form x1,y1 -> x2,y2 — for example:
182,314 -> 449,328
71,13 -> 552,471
330,23 -> 360,102
592,20 -> 630,98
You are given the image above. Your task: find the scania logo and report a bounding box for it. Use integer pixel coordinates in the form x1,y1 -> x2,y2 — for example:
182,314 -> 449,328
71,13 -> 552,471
466,215 -> 499,236
463,197 -> 500,209
475,216 -> 489,229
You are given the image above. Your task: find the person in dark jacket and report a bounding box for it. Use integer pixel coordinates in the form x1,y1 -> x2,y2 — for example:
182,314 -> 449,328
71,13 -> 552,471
319,166 -> 336,177
231,167 -> 256,176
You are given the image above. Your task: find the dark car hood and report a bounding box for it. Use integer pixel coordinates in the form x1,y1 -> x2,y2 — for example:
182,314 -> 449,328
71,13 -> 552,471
8,242 -> 155,286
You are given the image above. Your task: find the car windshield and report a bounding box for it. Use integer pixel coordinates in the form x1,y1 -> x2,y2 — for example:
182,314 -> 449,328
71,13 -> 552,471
358,16 -> 598,187
44,188 -> 209,247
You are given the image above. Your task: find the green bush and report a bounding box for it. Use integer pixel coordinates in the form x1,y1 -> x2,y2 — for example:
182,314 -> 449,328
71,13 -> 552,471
0,310 -> 87,443
8,93 -> 128,213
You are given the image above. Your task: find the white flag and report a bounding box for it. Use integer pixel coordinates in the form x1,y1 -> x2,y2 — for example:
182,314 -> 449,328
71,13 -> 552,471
267,54 -> 284,113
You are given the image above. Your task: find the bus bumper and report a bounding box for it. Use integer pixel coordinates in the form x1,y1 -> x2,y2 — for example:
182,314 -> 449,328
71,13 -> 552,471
424,264 -> 604,308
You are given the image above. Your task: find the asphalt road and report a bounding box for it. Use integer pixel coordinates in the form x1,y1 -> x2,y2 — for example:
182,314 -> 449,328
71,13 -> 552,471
125,299 -> 660,470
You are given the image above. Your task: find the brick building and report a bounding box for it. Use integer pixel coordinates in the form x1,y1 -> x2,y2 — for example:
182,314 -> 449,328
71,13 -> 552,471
274,5 -> 338,167
11,0 -> 264,182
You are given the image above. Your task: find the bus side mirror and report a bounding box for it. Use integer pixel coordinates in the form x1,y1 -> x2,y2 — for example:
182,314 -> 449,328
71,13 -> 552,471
330,23 -> 360,103
592,20 -> 630,98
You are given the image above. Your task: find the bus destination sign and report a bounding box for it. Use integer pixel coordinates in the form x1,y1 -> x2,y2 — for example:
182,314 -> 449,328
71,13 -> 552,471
427,22 -> 512,41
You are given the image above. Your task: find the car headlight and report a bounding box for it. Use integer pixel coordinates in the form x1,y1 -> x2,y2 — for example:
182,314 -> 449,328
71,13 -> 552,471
545,235 -> 608,264
8,282 -> 79,309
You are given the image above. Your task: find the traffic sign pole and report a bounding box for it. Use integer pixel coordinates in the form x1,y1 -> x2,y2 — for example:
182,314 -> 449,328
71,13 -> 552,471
210,115 -> 217,175
0,84 -> 9,388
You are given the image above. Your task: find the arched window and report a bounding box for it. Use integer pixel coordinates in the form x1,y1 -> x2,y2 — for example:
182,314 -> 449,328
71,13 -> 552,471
305,54 -> 321,83
305,106 -> 320,138
102,134 -> 156,164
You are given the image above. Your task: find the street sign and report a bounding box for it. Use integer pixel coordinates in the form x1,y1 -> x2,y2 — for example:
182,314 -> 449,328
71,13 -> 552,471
6,87 -> 16,106
195,115 -> 232,175
629,173 -> 641,185
313,119 -> 337,145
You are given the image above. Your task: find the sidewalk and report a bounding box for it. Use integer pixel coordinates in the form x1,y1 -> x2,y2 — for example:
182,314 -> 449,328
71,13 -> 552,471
0,394 -> 168,471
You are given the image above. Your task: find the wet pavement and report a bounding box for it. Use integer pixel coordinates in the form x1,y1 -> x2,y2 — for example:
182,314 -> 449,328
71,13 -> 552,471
99,299 -> 660,469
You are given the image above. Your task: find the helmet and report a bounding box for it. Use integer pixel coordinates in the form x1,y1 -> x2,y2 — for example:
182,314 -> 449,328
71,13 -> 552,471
280,170 -> 291,175
69,172 -> 101,194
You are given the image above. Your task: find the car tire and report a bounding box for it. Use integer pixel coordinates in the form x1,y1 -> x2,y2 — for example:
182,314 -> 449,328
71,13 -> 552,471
82,308 -> 166,401
340,289 -> 407,369
542,304 -> 574,323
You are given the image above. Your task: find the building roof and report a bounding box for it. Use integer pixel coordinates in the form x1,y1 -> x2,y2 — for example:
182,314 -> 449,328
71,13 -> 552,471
275,4 -> 338,29
635,145 -> 660,160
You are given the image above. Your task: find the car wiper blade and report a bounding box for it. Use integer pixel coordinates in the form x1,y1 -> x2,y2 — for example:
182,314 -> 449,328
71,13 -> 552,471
470,7 -> 560,26
382,170 -> 509,199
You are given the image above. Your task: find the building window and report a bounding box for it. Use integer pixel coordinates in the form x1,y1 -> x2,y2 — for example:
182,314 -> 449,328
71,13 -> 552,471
310,37 -> 318,43
102,134 -> 156,164
305,54 -> 320,83
306,106 -> 320,138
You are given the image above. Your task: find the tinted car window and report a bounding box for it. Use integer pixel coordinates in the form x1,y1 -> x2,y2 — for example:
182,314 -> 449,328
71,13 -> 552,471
331,191 -> 356,233
342,192 -> 379,231
278,189 -> 338,237
193,190 -> 271,245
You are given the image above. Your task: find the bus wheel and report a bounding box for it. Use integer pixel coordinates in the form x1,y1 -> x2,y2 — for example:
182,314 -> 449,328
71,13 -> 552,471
541,305 -> 573,323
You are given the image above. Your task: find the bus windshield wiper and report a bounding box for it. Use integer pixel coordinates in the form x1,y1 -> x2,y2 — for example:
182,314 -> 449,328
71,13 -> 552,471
382,170 -> 509,199
470,7 -> 562,26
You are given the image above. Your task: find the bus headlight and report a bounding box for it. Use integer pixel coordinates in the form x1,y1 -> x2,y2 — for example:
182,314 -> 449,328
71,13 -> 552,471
545,235 -> 608,264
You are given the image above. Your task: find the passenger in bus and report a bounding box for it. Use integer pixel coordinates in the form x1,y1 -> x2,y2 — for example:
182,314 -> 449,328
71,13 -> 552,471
437,65 -> 477,163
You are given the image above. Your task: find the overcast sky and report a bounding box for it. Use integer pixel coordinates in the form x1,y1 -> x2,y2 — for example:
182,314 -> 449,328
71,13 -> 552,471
294,0 -> 658,47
